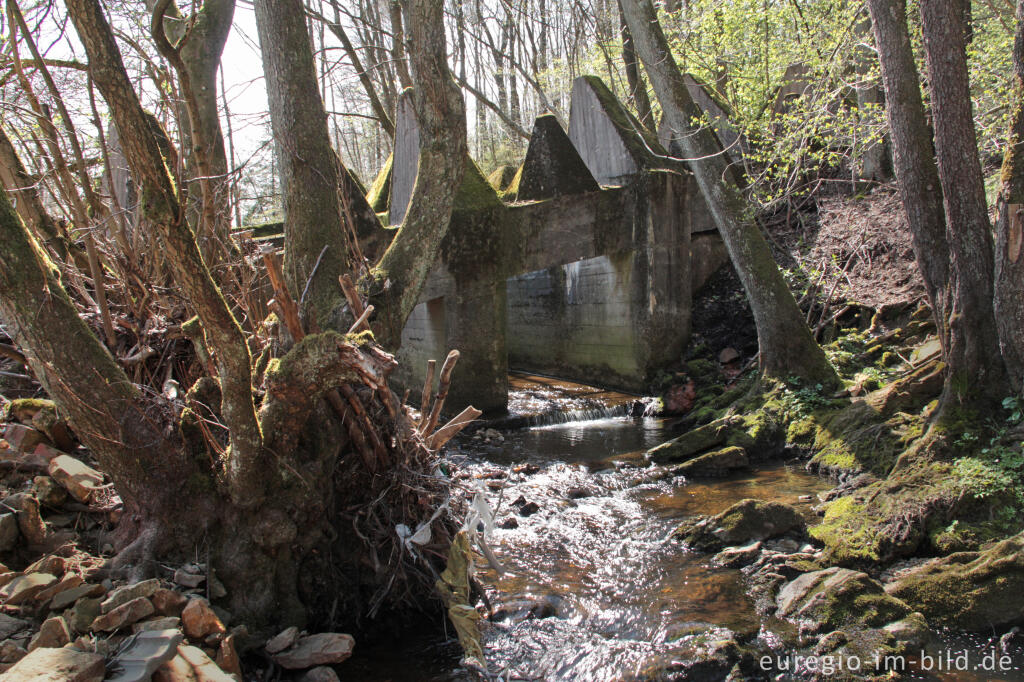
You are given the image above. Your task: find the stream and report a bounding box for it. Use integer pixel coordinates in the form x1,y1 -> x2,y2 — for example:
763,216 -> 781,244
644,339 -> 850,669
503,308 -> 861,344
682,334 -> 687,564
346,375 -> 1024,681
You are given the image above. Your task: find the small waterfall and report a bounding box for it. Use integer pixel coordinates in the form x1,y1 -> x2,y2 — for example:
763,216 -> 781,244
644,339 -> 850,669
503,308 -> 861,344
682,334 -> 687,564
522,402 -> 633,427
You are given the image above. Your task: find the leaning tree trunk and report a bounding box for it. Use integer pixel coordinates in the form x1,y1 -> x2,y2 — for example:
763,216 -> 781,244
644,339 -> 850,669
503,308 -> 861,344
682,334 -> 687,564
621,0 -> 839,387
865,0 -> 951,342
995,0 -> 1024,395
919,0 -> 1008,405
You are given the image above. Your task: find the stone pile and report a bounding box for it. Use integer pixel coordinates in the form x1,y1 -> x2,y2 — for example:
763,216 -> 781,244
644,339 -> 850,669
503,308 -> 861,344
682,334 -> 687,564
0,401 -> 356,680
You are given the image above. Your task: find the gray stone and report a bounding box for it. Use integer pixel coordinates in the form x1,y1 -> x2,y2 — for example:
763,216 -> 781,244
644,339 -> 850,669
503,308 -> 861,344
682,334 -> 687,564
105,629 -> 183,682
272,632 -> 355,669
66,596 -> 102,634
132,617 -> 181,633
91,596 -> 155,632
265,625 -> 299,654
0,613 -> 30,640
27,615 -> 71,651
713,541 -> 762,568
49,582 -> 105,611
101,578 -> 160,613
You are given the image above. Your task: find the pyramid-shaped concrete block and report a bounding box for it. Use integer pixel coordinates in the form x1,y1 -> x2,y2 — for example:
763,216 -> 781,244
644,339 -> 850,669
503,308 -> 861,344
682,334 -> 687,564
515,114 -> 600,202
568,75 -> 671,186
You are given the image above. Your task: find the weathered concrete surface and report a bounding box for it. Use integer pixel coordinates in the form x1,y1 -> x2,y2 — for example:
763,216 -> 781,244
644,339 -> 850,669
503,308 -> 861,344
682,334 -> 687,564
515,114 -> 599,201
389,90 -> 419,226
389,76 -> 724,414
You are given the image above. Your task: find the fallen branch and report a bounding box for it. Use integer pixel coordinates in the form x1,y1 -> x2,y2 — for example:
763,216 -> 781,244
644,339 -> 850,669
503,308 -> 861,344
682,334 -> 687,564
427,406 -> 482,450
420,350 -> 460,437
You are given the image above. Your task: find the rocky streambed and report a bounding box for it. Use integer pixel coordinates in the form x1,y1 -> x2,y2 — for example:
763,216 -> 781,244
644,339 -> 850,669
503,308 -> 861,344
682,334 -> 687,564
348,375 -> 1024,681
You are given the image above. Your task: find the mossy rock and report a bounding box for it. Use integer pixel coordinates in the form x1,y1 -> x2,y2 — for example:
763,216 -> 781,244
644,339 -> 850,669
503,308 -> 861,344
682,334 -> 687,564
675,499 -> 806,552
807,401 -> 923,477
5,398 -> 75,452
888,531 -> 1024,631
647,411 -> 783,464
671,446 -> 749,478
776,567 -> 912,631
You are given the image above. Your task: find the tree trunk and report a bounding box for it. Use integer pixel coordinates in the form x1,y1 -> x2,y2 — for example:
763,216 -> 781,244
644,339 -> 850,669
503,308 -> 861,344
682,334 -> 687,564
367,0 -> 468,348
621,0 -> 839,386
619,0 -> 654,131
864,0 -> 950,332
995,0 -> 1024,395
254,0 -> 352,328
919,0 -> 1008,403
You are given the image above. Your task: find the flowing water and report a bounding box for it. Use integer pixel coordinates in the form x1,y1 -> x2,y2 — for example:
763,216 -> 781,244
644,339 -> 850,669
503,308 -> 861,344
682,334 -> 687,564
346,374 -> 1024,681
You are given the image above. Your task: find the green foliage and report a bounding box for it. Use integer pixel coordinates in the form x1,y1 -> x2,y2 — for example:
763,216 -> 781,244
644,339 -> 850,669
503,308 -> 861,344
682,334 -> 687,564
779,376 -> 832,417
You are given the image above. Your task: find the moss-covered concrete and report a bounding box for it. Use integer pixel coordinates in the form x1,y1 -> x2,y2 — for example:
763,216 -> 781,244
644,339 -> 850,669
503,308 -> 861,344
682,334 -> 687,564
366,152 -> 393,213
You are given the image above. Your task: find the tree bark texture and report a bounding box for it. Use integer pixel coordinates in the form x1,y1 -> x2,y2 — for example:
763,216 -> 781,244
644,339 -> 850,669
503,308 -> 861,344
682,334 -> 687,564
254,0 -> 351,328
995,0 -> 1024,394
919,0 -> 1008,402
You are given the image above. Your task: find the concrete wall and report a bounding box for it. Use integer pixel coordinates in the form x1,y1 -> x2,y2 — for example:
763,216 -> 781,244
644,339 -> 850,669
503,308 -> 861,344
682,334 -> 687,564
507,255 -> 640,388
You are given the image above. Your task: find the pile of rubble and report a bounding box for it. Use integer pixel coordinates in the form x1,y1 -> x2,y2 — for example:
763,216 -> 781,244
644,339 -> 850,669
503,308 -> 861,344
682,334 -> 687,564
0,400 -> 355,680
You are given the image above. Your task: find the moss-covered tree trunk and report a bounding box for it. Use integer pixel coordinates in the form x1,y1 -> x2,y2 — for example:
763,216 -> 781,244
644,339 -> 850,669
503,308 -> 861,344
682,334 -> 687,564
918,0 -> 1008,404
995,0 -> 1024,395
621,0 -> 838,387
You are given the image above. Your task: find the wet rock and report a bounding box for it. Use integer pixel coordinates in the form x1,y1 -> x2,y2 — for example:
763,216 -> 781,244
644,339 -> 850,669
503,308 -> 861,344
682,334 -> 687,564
664,380 -> 697,414
301,667 -> 340,682
672,446 -> 749,478
887,530 -> 1024,631
49,582 -> 105,611
47,455 -> 104,503
181,597 -> 225,640
776,567 -> 912,633
27,615 -> 71,651
0,513 -> 20,551
265,625 -> 299,654
498,517 -> 519,529
675,499 -> 805,552
517,501 -> 540,516
272,632 -> 355,669
106,629 -> 183,682
0,614 -> 30,640
713,541 -> 762,568
492,594 -> 562,622
513,463 -> 540,475
641,627 -> 741,680
1,647 -> 105,681
152,588 -> 189,616
0,572 -> 57,605
91,596 -> 155,632
102,578 -> 161,613
883,612 -> 930,649
565,487 -> 590,499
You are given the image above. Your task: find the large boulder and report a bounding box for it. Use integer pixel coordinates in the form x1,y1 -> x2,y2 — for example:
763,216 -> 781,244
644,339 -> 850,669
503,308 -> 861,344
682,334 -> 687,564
672,446 -> 749,478
675,499 -> 805,552
887,530 -> 1024,631
776,567 -> 912,632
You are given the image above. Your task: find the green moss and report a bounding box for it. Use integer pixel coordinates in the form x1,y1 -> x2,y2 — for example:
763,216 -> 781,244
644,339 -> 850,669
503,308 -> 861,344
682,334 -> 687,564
810,496 -> 882,563
366,153 -> 393,213
500,165 -> 523,200
454,158 -> 503,212
5,398 -> 55,422
487,164 -> 518,192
